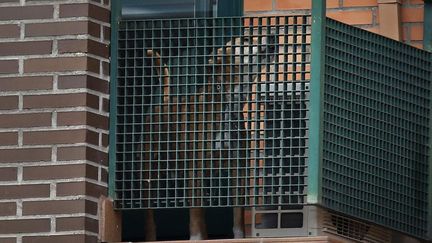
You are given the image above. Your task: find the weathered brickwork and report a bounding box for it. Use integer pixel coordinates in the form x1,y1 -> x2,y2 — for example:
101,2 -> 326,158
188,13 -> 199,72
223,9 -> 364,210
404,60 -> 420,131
244,0 -> 425,48
0,0 -> 110,242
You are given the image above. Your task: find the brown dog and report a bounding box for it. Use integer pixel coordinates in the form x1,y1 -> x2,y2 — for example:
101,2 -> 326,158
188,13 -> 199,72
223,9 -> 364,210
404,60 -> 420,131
139,34 -> 276,241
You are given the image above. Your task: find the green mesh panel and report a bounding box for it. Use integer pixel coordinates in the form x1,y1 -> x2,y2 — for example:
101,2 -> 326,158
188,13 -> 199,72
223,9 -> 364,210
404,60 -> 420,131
114,16 -> 311,209
322,18 -> 431,239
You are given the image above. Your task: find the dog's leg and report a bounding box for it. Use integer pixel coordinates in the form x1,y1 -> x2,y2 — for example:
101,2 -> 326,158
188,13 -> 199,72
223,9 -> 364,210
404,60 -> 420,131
233,207 -> 245,238
186,93 -> 208,240
190,207 -> 207,240
142,116 -> 157,241
145,209 -> 157,241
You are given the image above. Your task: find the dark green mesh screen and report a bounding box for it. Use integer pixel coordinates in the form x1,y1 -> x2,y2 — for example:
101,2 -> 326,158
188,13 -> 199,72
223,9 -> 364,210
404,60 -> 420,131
322,18 -> 431,239
114,16 -> 311,209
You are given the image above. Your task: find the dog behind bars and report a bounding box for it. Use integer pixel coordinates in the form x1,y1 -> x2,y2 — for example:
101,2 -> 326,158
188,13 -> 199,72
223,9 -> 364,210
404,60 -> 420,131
139,34 -> 276,241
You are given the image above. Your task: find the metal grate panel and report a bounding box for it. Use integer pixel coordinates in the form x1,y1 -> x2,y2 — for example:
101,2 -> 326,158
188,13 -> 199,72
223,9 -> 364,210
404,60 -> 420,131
321,18 -> 432,239
114,16 -> 311,209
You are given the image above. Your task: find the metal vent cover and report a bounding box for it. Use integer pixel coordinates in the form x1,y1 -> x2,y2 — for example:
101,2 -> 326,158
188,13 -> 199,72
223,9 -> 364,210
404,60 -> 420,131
321,18 -> 432,239
114,15 -> 311,209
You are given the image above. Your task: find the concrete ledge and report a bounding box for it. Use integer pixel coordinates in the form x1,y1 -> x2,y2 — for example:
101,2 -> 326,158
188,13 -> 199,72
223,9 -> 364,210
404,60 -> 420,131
112,236 -> 334,243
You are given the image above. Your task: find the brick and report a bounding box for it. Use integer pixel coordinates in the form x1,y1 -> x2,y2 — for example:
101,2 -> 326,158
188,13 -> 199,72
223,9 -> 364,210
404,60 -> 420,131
401,7 -> 424,22
56,146 -> 86,161
57,111 -> 86,126
58,39 -> 109,58
343,0 -> 377,7
327,10 -> 374,25
60,3 -> 110,22
23,199 -> 97,215
88,21 -> 101,38
0,5 -> 53,21
23,235 -> 97,243
0,219 -> 50,234
58,111 -> 108,130
0,96 -> 18,110
102,133 -> 108,146
0,238 -> 15,243
102,98 -> 109,112
57,146 -> 108,165
102,61 -> 109,76
23,129 -> 99,145
56,181 -> 106,198
409,24 -> 423,41
275,0 -> 311,10
0,60 -> 18,74
0,184 -> 50,199
0,148 -> 51,163
101,168 -> 108,182
0,132 -> 18,146
24,56 -> 95,73
364,26 -> 380,34
0,41 -> 52,56
0,202 -> 16,216
409,0 -> 424,4
244,0 -> 273,11
0,113 -> 51,128
56,216 -> 98,232
88,40 -> 110,58
23,164 -> 98,180
26,21 -> 99,37
23,93 -> 99,109
58,75 -> 109,93
103,26 -> 110,42
88,57 -> 100,73
326,0 -> 340,8
0,76 -> 52,91
87,112 -> 108,129
0,24 -> 20,38
0,167 -> 17,181
57,39 -> 86,53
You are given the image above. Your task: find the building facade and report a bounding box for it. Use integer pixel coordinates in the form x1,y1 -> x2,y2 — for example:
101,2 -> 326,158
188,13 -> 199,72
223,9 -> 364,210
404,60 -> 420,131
0,0 -> 428,242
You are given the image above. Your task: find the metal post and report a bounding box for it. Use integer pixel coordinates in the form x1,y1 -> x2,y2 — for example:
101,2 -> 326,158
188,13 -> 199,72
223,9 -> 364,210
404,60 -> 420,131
307,0 -> 326,204
424,0 -> 432,51
108,0 -> 121,199
426,1 -> 432,240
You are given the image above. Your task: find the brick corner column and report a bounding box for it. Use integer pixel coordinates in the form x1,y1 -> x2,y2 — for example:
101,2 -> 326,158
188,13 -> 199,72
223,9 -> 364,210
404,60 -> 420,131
0,0 -> 110,242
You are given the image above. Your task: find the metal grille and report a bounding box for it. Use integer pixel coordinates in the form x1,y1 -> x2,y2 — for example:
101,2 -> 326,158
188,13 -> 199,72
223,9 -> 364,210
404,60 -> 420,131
114,16 -> 311,209
322,18 -> 431,239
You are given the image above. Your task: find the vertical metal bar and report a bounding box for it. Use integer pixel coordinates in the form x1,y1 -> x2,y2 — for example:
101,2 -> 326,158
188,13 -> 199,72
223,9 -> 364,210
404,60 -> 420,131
423,0 -> 432,51
194,0 -> 212,17
307,0 -> 326,204
426,0 -> 432,240
109,0 -> 121,200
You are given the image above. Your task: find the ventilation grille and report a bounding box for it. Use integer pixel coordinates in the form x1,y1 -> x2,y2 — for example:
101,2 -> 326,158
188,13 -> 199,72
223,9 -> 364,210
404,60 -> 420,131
114,15 -> 312,209
321,18 -> 431,239
323,212 -> 391,243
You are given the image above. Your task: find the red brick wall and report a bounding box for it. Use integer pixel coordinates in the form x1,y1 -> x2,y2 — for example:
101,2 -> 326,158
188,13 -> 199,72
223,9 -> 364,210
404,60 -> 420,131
244,0 -> 425,48
0,0 -> 110,242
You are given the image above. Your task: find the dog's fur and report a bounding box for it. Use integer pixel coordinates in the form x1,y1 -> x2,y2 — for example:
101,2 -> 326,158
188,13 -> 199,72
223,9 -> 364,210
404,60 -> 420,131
140,35 -> 275,241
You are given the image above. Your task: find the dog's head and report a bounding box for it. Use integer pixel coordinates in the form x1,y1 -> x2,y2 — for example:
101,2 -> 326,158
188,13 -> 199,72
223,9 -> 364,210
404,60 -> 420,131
210,34 -> 277,151
208,35 -> 277,91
